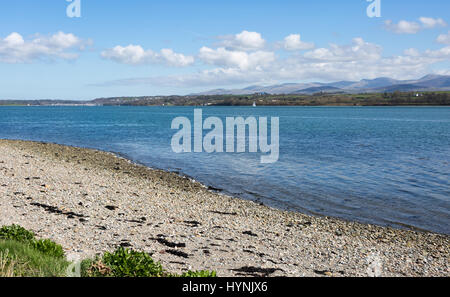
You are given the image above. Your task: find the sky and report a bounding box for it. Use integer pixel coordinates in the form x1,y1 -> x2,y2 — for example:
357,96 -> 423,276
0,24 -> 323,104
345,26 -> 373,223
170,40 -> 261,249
0,0 -> 449,100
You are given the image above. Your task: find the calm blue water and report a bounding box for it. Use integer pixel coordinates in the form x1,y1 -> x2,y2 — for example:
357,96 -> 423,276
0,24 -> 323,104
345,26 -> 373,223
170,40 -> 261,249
1,106 -> 449,234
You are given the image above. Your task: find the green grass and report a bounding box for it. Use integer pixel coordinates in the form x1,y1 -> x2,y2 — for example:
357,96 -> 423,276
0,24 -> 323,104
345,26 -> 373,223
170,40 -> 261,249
0,250 -> 16,277
0,225 -> 216,277
0,240 -> 69,277
0,225 -> 35,243
81,247 -> 164,277
0,224 -> 69,277
81,247 -> 216,277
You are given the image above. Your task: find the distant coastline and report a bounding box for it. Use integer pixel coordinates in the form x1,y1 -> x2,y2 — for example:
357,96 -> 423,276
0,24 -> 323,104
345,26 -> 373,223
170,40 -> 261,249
1,91 -> 450,107
2,74 -> 450,107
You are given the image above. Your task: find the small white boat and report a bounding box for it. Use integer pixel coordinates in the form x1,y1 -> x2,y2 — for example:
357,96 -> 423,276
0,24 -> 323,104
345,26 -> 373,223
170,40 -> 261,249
253,101 -> 256,107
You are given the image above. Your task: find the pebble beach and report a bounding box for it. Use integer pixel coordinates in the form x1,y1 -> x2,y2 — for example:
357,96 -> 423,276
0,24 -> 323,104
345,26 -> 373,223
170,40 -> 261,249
0,139 -> 448,277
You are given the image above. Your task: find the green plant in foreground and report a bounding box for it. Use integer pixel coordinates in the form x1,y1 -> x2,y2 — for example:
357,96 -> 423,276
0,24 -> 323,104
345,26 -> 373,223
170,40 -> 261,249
80,258 -> 112,277
82,247 -> 217,278
100,247 -> 164,277
32,239 -> 65,259
1,225 -> 216,278
0,225 -> 65,259
0,225 -> 35,243
0,250 -> 16,277
0,240 -> 69,277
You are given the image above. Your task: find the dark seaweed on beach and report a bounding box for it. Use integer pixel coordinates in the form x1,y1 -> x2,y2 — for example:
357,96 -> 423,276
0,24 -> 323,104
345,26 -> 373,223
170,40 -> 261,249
30,202 -> 87,219
242,231 -> 258,237
231,266 -> 282,277
184,221 -> 201,227
165,249 -> 189,258
105,205 -> 118,211
152,237 -> 186,248
210,211 -> 238,216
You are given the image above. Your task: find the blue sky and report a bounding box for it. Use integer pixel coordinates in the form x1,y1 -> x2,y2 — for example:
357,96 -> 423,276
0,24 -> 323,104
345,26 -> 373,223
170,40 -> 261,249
0,0 -> 449,100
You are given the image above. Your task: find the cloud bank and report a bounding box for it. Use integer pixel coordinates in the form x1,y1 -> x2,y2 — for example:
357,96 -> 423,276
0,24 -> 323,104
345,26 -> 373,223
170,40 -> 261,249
437,31 -> 450,45
3,28 -> 448,90
101,45 -> 194,67
385,17 -> 447,34
95,34 -> 450,88
282,34 -> 315,51
0,31 -> 89,63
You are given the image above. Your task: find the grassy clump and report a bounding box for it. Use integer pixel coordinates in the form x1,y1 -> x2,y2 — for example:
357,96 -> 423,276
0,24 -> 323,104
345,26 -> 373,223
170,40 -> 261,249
0,224 -> 65,259
0,240 -> 69,277
82,247 -> 216,277
32,239 -> 65,259
0,225 -> 69,276
1,225 -> 216,277
83,247 -> 164,277
0,225 -> 35,243
0,250 -> 16,277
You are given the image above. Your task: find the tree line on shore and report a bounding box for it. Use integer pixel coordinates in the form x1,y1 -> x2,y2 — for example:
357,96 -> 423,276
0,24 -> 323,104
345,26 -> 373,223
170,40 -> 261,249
1,91 -> 449,106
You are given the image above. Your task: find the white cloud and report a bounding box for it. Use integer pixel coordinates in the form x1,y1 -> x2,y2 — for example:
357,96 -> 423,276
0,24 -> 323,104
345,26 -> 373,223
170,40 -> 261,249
43,31 -> 85,48
95,34 -> 450,89
403,48 -> 420,57
434,69 -> 450,75
218,30 -> 266,51
4,32 -> 24,46
0,31 -> 88,63
273,45 -> 448,83
385,17 -> 447,34
235,31 -> 265,49
282,34 -> 315,51
101,45 -> 147,64
198,46 -> 275,70
101,45 -> 194,67
384,20 -> 422,34
424,46 -> 450,59
159,49 -> 195,67
304,38 -> 382,61
419,17 -> 447,29
437,31 -> 450,45
93,67 -> 273,88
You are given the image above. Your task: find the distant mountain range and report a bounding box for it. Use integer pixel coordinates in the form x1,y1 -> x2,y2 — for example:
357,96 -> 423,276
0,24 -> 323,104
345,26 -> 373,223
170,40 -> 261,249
1,74 -> 449,107
191,75 -> 450,95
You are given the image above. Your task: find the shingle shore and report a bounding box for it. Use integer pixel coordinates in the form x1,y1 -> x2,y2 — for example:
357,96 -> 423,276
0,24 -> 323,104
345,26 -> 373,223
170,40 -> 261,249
0,139 -> 448,276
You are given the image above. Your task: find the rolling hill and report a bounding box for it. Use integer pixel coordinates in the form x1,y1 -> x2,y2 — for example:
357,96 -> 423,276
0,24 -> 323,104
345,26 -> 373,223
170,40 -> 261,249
192,75 -> 450,95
